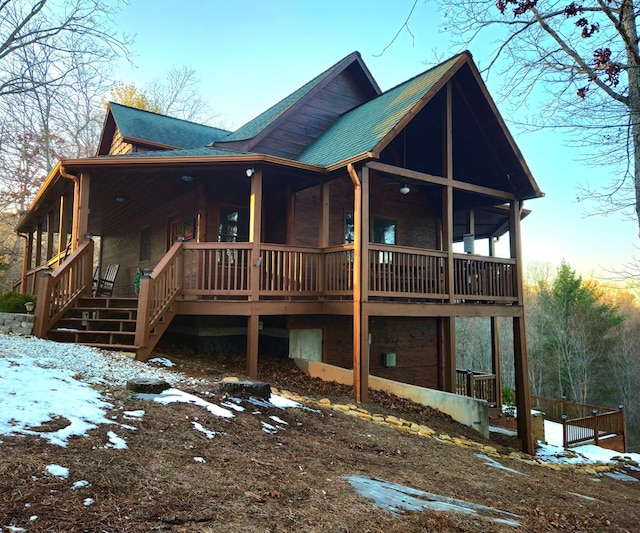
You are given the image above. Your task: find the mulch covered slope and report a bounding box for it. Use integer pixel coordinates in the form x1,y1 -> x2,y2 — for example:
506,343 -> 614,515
1,347 -> 639,532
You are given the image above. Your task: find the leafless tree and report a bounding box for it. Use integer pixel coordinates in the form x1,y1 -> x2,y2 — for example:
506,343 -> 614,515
427,0 -> 640,232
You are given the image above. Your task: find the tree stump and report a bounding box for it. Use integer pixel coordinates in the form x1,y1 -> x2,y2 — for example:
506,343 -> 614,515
126,378 -> 171,394
219,380 -> 271,399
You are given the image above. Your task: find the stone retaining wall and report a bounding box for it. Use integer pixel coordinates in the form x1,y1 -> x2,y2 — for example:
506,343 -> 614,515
0,312 -> 34,335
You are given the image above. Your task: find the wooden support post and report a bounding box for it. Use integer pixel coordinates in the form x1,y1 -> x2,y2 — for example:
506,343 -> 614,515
57,196 -> 66,258
35,223 -> 43,268
491,317 -> 502,411
249,168 -> 263,301
46,210 -> 55,261
19,235 -> 29,294
442,81 -> 455,303
318,182 -> 330,294
247,315 -> 259,379
348,164 -> 369,403
510,199 -> 534,455
33,270 -> 53,338
75,172 -> 90,249
442,316 -> 456,393
247,168 -> 263,378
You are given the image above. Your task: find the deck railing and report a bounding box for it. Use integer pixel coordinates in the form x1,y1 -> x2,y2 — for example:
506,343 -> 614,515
182,242 -> 250,296
453,254 -> 516,301
32,240 -> 94,337
135,241 -> 184,356
260,244 -> 322,296
323,245 -> 354,296
531,396 -> 626,451
368,245 -> 447,298
456,369 -> 499,408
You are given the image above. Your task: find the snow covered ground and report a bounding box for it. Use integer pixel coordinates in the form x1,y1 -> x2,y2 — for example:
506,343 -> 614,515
0,332 -> 638,467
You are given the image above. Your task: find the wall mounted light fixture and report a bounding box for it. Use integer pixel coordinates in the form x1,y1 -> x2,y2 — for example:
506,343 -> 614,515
182,174 -> 194,182
399,182 -> 410,195
246,167 -> 255,178
115,195 -> 127,203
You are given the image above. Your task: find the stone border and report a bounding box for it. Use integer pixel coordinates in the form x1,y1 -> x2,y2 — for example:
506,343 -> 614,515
0,312 -> 34,335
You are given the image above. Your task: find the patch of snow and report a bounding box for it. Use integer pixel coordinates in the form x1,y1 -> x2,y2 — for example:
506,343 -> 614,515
221,401 -> 245,412
136,388 -> 234,418
148,357 -> 175,367
192,421 -> 217,439
261,422 -> 278,434
83,498 -> 94,507
194,456 -> 206,463
105,431 -> 127,449
346,475 -> 520,527
123,410 -> 145,419
45,464 -> 69,478
568,492 -> 598,501
3,526 -> 27,532
269,415 -> 288,425
71,480 -> 91,490
604,471 -> 638,482
477,454 -> 526,476
119,424 -> 138,431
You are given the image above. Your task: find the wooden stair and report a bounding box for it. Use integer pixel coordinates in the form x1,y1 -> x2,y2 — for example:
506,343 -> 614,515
47,297 -> 140,353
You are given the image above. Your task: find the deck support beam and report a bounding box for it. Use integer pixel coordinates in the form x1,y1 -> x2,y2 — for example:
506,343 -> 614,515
247,167 -> 263,377
510,199 -> 534,455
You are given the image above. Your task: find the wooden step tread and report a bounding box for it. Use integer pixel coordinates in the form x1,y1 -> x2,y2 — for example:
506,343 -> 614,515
52,328 -> 135,336
77,343 -> 140,352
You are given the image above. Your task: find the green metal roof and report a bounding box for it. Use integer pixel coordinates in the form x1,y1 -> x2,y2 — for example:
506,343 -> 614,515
223,53 -> 362,143
102,145 -> 251,159
297,54 -> 465,167
110,102 -> 230,149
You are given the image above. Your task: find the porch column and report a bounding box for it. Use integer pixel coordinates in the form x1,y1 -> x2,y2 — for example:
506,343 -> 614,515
46,209 -> 55,261
247,315 -> 260,379
73,172 -> 91,249
441,81 -> 456,392
318,181 -> 330,294
57,194 -> 71,257
348,164 -> 369,403
19,234 -> 29,294
247,168 -> 263,377
490,317 -> 502,410
489,236 -> 502,410
510,200 -> 534,455
35,223 -> 43,267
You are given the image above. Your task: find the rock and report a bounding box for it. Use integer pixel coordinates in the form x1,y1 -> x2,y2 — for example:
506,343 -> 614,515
318,398 -> 332,406
126,378 -> 171,394
219,380 -> 271,399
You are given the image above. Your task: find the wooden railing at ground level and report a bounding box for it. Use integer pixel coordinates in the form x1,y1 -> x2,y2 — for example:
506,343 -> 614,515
456,369 -> 499,408
531,396 -> 626,452
32,240 -> 94,338
135,241 -> 184,357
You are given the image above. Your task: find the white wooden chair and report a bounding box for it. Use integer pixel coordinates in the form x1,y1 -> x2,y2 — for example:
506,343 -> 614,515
93,264 -> 119,297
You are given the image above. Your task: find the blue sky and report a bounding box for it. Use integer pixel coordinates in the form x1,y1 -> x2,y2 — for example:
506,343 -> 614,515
112,0 -> 638,279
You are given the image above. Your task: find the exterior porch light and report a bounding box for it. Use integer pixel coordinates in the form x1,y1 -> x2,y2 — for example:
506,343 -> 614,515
246,167 -> 255,178
115,195 -> 127,203
399,181 -> 410,195
181,174 -> 194,182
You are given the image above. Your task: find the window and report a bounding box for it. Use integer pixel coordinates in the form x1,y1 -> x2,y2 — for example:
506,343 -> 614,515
218,207 -> 248,243
139,225 -> 151,262
343,213 -> 396,244
218,207 -> 248,263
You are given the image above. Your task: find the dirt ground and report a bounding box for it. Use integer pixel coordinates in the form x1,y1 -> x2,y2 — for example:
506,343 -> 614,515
2,345 -> 640,532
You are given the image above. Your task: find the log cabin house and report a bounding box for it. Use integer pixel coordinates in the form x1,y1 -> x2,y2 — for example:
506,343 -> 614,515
15,51 -> 543,453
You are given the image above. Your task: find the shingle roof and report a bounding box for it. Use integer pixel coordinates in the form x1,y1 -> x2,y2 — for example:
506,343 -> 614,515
297,53 -> 465,167
102,145 -> 251,159
222,53 -> 363,143
109,102 -> 230,149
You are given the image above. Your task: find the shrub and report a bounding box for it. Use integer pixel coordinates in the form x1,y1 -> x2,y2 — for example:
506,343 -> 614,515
0,292 -> 37,313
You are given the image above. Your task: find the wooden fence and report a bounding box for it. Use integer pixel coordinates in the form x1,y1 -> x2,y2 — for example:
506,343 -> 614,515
532,396 -> 627,452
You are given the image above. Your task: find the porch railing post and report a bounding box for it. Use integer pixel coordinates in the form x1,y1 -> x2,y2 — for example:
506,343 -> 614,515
466,370 -> 474,398
592,409 -> 599,446
134,270 -> 153,350
619,405 -> 627,453
561,415 -> 568,449
33,268 -> 53,338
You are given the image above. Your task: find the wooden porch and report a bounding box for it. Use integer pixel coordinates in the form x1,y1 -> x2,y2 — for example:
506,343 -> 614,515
31,238 -> 519,352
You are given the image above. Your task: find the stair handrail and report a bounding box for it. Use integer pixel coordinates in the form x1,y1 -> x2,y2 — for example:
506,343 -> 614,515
33,240 -> 95,338
135,241 -> 184,352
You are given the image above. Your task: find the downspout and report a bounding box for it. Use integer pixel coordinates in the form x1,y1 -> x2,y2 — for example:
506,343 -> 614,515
59,166 -> 80,252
